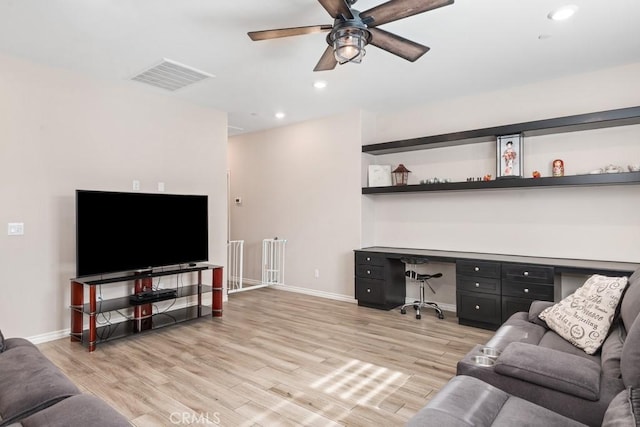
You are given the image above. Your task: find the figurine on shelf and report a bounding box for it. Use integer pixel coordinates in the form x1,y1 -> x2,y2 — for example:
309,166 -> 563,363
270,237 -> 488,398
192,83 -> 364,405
532,170 -> 541,178
502,141 -> 517,176
553,159 -> 564,177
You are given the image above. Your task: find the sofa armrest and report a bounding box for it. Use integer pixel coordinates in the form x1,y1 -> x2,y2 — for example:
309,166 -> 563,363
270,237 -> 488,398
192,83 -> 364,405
494,342 -> 601,401
528,300 -> 554,327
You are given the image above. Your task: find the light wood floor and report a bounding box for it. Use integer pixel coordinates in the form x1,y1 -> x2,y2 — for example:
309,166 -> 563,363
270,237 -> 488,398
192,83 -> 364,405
39,288 -> 492,426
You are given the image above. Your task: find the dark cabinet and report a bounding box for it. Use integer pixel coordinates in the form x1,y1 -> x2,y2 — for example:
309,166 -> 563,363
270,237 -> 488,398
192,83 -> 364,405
501,263 -> 554,322
457,292 -> 502,325
456,260 -> 555,329
456,260 -> 502,329
354,252 -> 405,310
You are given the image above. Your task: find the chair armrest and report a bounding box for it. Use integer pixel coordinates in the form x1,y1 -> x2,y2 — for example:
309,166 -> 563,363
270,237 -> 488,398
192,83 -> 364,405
528,300 -> 554,327
494,342 -> 601,401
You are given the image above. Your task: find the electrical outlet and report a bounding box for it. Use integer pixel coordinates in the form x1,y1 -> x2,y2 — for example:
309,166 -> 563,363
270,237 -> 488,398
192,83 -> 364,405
314,269 -> 320,278
132,180 -> 140,191
158,182 -> 165,192
8,222 -> 24,236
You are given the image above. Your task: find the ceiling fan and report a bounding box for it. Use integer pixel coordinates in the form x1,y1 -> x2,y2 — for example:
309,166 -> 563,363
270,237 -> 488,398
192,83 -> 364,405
248,0 -> 454,72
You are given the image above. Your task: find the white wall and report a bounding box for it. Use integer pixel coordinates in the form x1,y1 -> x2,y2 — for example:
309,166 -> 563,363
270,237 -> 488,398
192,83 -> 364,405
228,112 -> 361,299
0,53 -> 228,339
364,63 -> 640,305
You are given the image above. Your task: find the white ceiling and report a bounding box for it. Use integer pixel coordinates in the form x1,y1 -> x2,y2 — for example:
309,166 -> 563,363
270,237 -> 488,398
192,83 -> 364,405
1,0 -> 639,137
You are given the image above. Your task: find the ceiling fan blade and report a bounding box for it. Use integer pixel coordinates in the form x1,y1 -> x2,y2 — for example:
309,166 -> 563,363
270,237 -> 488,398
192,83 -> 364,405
248,25 -> 333,41
317,0 -> 354,19
313,45 -> 338,72
368,27 -> 430,62
361,0 -> 454,27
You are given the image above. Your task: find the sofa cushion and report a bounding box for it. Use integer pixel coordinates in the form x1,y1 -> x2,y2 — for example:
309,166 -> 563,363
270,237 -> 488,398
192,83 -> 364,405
494,342 -> 601,401
3,338 -> 36,352
601,321 -> 625,379
527,300 -> 553,327
0,346 -> 80,426
485,313 -> 547,351
538,331 -> 598,360
601,387 -> 639,427
539,274 -> 628,355
16,394 -> 131,427
621,313 -> 640,388
620,269 -> 640,331
406,375 -> 586,427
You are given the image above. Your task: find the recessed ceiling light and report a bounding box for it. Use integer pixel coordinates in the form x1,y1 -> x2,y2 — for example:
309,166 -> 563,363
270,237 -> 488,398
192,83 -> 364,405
313,80 -> 328,89
548,5 -> 579,21
275,112 -> 286,119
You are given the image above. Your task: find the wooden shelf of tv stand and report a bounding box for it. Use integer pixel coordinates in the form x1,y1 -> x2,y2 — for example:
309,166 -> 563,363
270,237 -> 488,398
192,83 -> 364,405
70,284 -> 214,314
70,264 -> 223,352
362,172 -> 640,195
78,306 -> 213,346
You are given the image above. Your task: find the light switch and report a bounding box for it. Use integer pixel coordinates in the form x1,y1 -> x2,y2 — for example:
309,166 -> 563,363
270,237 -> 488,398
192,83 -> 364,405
8,222 -> 24,236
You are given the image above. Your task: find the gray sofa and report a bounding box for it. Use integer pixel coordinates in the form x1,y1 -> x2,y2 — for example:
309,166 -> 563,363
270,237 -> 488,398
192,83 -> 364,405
408,269 -> 640,427
0,333 -> 130,427
407,375 -> 638,427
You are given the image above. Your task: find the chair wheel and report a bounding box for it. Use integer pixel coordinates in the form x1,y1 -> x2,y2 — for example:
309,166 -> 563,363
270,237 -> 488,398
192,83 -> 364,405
400,308 -> 407,315
416,314 -> 421,319
437,313 -> 444,319
413,305 -> 418,310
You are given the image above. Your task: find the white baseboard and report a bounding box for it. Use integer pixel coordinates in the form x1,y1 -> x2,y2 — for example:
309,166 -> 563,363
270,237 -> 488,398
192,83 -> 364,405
234,278 -> 459,310
239,278 -> 357,304
28,329 -> 70,345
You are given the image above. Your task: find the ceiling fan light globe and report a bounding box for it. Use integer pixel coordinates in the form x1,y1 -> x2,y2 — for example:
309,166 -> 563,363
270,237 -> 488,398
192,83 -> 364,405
332,28 -> 368,64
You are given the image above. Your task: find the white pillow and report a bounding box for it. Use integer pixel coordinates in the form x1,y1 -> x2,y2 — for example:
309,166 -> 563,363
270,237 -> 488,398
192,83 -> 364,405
538,274 -> 628,355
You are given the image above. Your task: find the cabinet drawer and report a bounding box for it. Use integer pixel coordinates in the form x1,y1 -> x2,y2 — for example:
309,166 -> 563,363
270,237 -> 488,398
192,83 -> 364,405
502,263 -> 554,284
457,275 -> 501,295
355,252 -> 385,267
355,264 -> 385,280
355,278 -> 386,304
502,281 -> 554,300
456,260 -> 501,278
457,291 -> 501,325
502,296 -> 537,322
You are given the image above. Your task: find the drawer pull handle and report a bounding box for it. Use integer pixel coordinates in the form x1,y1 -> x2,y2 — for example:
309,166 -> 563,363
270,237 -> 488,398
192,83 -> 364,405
475,305 -> 480,310
367,288 -> 371,293
366,257 -> 371,261
367,270 -> 371,274
474,267 -> 480,272
524,288 -> 529,293
475,283 -> 480,287
524,271 -> 529,277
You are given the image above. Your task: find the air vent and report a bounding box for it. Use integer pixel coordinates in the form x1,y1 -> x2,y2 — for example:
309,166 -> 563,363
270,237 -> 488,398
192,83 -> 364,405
131,59 -> 214,91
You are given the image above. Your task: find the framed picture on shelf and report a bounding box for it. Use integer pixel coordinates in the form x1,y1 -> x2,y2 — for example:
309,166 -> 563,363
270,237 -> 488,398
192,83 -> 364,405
368,165 -> 392,187
496,134 -> 523,178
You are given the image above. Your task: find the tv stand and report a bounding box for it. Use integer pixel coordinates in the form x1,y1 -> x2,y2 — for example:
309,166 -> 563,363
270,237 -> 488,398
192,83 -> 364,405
70,264 -> 223,352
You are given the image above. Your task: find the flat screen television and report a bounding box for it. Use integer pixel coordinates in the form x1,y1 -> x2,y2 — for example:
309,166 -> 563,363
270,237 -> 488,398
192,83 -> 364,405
75,190 -> 208,277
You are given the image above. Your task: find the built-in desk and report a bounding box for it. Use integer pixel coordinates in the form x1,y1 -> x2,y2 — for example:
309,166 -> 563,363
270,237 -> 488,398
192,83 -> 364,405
354,247 -> 639,330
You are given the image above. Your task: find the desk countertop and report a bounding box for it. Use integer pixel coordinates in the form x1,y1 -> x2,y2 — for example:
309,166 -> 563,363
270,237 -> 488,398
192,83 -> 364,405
356,246 -> 639,276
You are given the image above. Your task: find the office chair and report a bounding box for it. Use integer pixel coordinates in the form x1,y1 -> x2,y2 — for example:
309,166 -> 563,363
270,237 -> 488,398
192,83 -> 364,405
400,257 -> 444,320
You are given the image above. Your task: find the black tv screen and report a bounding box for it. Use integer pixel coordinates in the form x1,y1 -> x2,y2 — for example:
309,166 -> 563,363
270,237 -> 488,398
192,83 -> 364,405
76,190 -> 208,277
